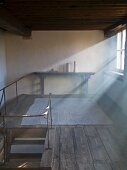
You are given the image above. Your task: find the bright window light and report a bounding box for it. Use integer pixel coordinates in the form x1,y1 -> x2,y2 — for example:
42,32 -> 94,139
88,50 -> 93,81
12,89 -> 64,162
116,29 -> 126,71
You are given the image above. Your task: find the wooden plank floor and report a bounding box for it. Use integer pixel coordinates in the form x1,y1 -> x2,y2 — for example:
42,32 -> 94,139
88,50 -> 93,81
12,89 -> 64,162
0,95 -> 112,129
1,95 -> 127,169
1,94 -> 112,126
51,125 -> 127,170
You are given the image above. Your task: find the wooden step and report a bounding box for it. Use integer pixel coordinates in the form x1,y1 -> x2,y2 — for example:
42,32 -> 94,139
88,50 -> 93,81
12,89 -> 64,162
10,144 -> 44,154
0,167 -> 51,170
0,158 -> 51,169
10,153 -> 42,159
0,165 -> 51,170
11,128 -> 47,138
13,138 -> 45,145
10,144 -> 44,159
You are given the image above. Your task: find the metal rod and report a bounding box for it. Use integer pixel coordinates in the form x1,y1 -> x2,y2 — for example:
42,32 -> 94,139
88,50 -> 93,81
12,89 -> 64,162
0,73 -> 33,92
3,89 -> 6,115
49,93 -> 52,128
16,82 -> 18,104
47,106 -> 50,149
0,91 -> 4,107
1,114 -> 48,118
0,125 -> 47,130
2,114 -> 6,165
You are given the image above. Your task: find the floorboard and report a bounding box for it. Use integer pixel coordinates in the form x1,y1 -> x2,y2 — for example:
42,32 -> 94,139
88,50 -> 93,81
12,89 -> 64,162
0,95 -> 127,169
51,126 -> 127,170
85,126 -> 110,163
97,126 -> 124,162
8,95 -> 112,126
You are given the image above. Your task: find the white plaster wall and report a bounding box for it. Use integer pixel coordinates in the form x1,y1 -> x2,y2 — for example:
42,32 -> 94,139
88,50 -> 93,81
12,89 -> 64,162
5,31 -> 105,96
44,76 -> 82,95
0,30 -> 7,105
0,30 -> 6,86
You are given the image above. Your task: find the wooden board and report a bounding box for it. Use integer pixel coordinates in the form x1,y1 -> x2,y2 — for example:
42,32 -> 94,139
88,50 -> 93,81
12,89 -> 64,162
40,128 -> 55,169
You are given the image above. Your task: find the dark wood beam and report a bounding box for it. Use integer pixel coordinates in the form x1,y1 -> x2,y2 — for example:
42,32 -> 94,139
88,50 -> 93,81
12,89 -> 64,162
0,7 -> 31,36
31,24 -> 108,31
3,0 -> 127,31
104,18 -> 127,38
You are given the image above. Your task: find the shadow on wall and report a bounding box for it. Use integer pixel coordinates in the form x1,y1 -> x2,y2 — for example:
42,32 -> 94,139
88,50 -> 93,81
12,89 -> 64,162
4,33 -> 117,101
6,31 -> 104,81
44,37 -> 108,73
97,77 -> 127,128
42,35 -> 116,96
97,77 -> 127,159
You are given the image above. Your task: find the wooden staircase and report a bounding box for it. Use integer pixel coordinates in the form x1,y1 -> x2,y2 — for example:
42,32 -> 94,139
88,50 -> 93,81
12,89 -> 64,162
0,126 -> 52,170
9,127 -> 47,160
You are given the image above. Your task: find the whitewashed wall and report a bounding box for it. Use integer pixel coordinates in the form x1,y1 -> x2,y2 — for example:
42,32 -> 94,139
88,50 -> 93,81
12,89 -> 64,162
0,30 -> 7,105
5,31 -> 105,97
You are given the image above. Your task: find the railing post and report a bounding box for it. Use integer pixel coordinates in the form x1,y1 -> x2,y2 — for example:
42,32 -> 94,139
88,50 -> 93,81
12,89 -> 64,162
49,93 -> 52,129
47,106 -> 50,149
0,91 -> 4,107
16,82 -> 18,104
2,114 -> 6,165
3,89 -> 7,115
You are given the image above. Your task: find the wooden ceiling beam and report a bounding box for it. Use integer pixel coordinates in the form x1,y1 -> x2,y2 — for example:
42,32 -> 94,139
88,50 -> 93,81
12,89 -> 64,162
0,6 -> 31,36
31,24 -> 108,30
104,18 -> 127,37
3,0 -> 127,31
17,14 -> 125,20
7,5 -> 127,11
22,18 -> 120,24
10,9 -> 127,15
5,0 -> 127,5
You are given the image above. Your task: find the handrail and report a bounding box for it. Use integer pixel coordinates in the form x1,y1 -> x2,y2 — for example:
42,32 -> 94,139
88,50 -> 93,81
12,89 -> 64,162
0,114 -> 49,118
0,89 -> 7,116
2,114 -> 6,165
0,91 -> 4,107
0,72 -> 54,165
0,73 -> 33,92
49,93 -> 52,128
0,72 -> 34,116
0,71 -> 94,165
0,71 -> 95,92
0,92 -> 52,165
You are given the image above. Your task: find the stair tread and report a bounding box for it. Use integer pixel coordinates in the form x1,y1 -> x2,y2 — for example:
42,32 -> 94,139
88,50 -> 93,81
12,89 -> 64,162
13,140 -> 45,145
14,137 -> 46,140
0,159 -> 51,169
11,144 -> 44,154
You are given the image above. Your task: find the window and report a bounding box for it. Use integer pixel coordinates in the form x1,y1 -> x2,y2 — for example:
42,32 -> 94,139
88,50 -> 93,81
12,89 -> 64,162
116,29 -> 126,72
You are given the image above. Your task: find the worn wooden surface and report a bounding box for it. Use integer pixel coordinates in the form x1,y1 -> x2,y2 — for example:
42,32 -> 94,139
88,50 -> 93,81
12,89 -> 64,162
0,95 -> 127,169
51,125 -> 127,170
4,1 -> 127,31
0,125 -> 127,170
40,128 -> 55,168
4,95 -> 111,126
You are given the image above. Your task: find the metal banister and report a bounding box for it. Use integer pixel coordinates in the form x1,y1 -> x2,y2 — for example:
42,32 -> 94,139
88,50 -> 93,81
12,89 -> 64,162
0,92 -> 52,165
0,91 -> 4,107
49,93 -> 52,128
0,73 -> 35,116
0,73 -> 33,92
45,93 -> 52,149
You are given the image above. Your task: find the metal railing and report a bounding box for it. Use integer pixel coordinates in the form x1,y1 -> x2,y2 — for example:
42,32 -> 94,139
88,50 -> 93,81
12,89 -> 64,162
0,73 -> 33,116
0,92 -> 52,165
0,74 -> 34,166
0,73 -> 53,165
0,71 -> 94,165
